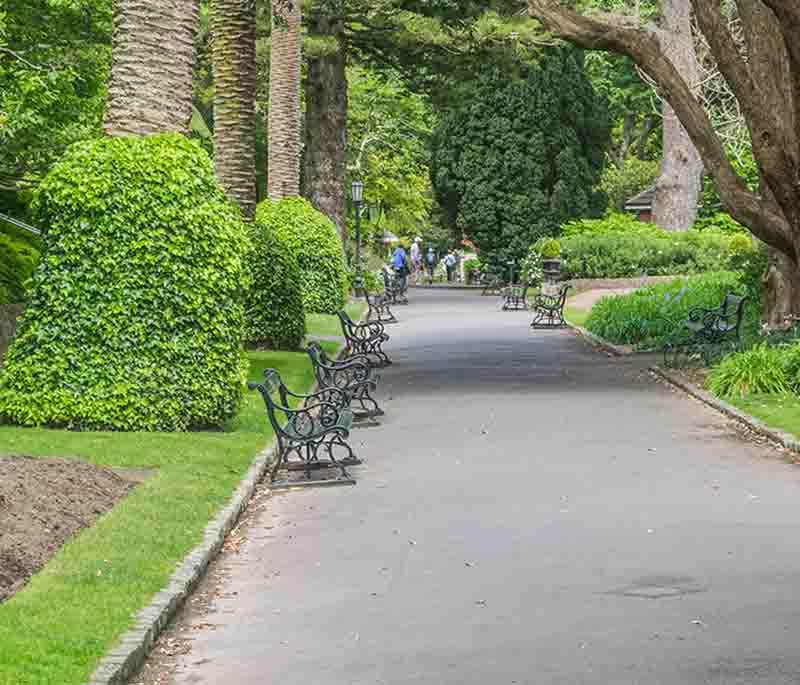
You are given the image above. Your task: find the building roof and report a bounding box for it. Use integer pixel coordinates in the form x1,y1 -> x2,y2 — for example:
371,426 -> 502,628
624,187 -> 655,211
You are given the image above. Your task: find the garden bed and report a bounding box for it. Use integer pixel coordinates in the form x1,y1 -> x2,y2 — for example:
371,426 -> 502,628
0,308 -> 359,685
0,456 -> 143,603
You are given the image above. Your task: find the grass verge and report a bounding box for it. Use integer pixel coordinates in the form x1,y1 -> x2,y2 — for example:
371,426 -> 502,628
563,305 -> 589,329
727,394 -> 800,440
305,300 -> 365,338
0,336 -> 341,685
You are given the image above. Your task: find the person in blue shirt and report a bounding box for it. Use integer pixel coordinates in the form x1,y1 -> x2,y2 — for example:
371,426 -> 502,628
392,244 -> 408,275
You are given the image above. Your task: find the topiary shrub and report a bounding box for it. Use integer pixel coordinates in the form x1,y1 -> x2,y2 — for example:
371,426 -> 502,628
245,224 -> 306,350
0,134 -> 248,431
255,198 -> 347,314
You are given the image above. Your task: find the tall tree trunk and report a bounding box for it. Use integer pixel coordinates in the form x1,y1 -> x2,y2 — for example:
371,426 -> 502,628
652,0 -> 703,231
268,0 -> 302,200
764,247 -> 800,328
105,0 -> 200,136
211,0 -> 257,218
303,16 -> 348,241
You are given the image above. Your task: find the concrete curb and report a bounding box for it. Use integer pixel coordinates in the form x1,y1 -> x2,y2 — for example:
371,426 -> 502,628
650,365 -> 800,455
566,322 -> 633,357
88,444 -> 276,684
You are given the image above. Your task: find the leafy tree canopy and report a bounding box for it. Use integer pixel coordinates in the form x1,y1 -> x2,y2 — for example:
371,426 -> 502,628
431,48 -> 611,270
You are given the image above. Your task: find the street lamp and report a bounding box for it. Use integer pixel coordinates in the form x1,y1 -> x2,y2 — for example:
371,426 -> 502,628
352,180 -> 365,296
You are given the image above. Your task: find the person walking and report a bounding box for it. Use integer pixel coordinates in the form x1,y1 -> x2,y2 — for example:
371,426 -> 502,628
444,250 -> 457,283
425,247 -> 437,285
410,237 -> 423,286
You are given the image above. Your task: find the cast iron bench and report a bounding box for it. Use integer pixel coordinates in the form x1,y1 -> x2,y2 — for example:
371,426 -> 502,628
364,288 -> 397,324
249,369 -> 358,487
307,341 -> 384,421
383,269 -> 409,305
481,274 -> 504,296
663,292 -> 748,367
502,283 -> 530,311
531,284 -> 571,328
338,310 -> 392,368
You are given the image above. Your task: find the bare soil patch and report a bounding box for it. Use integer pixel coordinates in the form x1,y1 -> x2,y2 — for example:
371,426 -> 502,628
0,455 -> 141,602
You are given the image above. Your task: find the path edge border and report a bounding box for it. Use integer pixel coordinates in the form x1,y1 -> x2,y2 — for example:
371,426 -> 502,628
650,365 -> 800,455
566,322 -> 633,357
87,444 -> 277,685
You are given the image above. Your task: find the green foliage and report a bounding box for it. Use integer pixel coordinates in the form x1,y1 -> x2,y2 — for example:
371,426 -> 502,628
0,226 -> 39,304
585,272 -> 750,348
694,211 -> 747,233
0,0 -> 111,205
600,157 -> 659,212
707,345 -> 790,398
780,344 -> 800,392
538,238 -> 561,259
0,135 -> 248,431
255,197 -> 348,314
245,223 -> 306,350
347,67 -> 434,242
431,48 -> 611,271
463,256 -> 481,283
558,215 -> 762,280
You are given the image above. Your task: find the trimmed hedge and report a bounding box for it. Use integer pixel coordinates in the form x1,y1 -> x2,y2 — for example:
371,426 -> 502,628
559,215 -> 760,279
0,134 -> 248,431
256,198 -> 347,314
245,223 -> 306,350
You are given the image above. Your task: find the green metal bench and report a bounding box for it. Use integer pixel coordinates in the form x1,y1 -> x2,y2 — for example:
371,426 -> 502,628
250,369 -> 358,487
531,284 -> 571,328
663,293 -> 748,367
338,310 -> 392,368
307,342 -> 384,421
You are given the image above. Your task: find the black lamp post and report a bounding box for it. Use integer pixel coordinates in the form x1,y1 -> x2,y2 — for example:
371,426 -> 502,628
352,180 -> 365,296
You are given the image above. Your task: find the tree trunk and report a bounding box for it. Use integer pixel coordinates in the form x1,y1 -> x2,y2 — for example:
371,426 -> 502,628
764,247 -> 800,328
211,0 -> 257,218
303,17 -> 348,241
104,0 -> 200,136
652,0 -> 703,231
268,0 -> 302,200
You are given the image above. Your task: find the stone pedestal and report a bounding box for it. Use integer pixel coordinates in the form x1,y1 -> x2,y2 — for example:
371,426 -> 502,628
541,259 -> 562,296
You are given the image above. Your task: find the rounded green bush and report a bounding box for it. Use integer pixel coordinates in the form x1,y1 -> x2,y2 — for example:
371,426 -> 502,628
245,224 -> 306,350
707,344 -> 790,398
255,198 -> 347,314
0,134 -> 248,431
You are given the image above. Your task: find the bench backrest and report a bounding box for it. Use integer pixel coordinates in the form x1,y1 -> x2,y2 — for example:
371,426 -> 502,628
307,342 -> 332,384
251,369 -> 291,435
557,283 -> 571,306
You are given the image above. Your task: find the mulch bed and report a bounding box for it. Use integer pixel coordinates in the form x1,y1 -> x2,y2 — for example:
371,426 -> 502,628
0,456 -> 141,602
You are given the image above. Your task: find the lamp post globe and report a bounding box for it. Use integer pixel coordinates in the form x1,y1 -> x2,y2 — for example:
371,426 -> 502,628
351,180 -> 365,296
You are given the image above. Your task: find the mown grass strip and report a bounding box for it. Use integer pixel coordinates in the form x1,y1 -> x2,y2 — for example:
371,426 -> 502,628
0,312 -> 353,685
305,300 -> 364,338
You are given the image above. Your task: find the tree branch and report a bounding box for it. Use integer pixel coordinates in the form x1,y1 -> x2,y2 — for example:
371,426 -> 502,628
527,0 -> 793,256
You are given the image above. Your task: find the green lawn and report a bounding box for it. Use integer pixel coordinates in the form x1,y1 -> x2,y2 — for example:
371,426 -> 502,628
305,300 -> 365,338
728,394 -> 800,441
564,305 -> 590,328
0,337 -> 340,685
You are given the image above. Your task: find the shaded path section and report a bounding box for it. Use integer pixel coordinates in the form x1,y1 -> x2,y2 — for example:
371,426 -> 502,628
164,290 -> 800,684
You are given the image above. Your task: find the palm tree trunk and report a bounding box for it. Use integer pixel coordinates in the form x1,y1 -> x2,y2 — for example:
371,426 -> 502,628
303,14 -> 348,240
104,0 -> 200,136
268,0 -> 302,199
212,0 -> 257,218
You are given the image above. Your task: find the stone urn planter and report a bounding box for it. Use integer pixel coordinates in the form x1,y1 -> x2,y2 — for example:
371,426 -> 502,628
541,258 -> 562,296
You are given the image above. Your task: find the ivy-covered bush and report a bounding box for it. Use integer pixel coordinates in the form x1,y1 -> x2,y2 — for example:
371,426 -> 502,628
0,229 -> 39,305
0,134 -> 248,431
256,198 -> 347,314
585,272 -> 757,349
558,215 -> 761,279
245,223 -> 306,350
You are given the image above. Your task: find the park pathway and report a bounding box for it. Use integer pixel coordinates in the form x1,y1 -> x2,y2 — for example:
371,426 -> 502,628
164,289 -> 800,684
